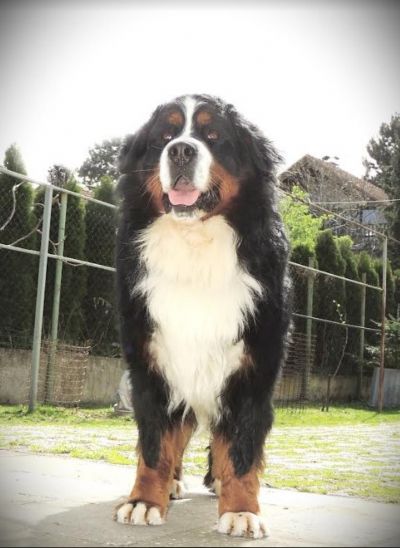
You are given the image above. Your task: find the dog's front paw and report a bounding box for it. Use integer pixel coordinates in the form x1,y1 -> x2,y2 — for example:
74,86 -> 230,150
113,500 -> 164,526
217,512 -> 269,539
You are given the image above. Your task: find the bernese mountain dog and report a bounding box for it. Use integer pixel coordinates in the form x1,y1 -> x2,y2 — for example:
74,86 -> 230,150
113,94 -> 291,538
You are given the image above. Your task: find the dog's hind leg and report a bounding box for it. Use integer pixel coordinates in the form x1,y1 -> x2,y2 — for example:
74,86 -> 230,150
170,421 -> 194,499
203,446 -> 222,496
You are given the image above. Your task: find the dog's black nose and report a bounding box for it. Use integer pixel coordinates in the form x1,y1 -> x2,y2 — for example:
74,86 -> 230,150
168,141 -> 197,166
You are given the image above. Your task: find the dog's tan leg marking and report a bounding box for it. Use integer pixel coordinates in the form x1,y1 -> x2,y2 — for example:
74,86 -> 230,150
114,423 -> 193,526
211,435 -> 269,539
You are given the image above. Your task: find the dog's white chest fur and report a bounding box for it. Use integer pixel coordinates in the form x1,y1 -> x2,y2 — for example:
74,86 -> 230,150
133,214 -> 262,424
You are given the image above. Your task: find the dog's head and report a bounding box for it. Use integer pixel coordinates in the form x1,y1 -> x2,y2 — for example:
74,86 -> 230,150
118,94 -> 281,219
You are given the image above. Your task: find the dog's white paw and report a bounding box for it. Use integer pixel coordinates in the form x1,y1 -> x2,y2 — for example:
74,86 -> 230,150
216,512 -> 269,539
170,478 -> 186,499
114,501 -> 164,526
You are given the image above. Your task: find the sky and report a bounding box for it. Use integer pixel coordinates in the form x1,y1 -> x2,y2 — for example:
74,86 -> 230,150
0,0 -> 399,182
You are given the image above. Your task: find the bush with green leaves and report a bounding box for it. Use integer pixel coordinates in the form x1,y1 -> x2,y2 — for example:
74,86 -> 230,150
280,186 -> 328,253
366,315 -> 400,370
384,316 -> 400,368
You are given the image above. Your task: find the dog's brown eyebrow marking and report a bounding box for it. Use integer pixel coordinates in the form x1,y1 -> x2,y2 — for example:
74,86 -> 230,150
167,111 -> 184,126
196,110 -> 212,125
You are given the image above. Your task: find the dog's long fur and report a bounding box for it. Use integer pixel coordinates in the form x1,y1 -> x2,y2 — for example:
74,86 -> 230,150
114,94 -> 291,536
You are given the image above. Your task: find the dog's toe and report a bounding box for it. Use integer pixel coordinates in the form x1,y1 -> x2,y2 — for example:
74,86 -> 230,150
114,502 -> 134,524
217,512 -> 269,539
114,501 -> 165,526
147,506 -> 164,525
130,502 -> 148,525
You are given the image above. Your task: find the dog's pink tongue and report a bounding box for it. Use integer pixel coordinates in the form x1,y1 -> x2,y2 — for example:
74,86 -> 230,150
168,179 -> 200,206
168,189 -> 200,206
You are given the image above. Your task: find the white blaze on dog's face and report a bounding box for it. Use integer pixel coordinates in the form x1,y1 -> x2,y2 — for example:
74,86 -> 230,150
159,97 -> 213,201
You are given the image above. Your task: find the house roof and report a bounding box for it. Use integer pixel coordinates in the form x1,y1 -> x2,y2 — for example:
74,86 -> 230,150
279,154 -> 388,203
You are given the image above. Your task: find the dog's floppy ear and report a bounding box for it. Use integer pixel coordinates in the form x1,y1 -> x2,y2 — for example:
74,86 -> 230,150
118,106 -> 162,174
225,104 -> 282,175
118,132 -> 146,174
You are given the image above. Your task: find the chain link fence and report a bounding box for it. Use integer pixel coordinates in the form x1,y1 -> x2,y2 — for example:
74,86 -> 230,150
274,188 -> 390,409
0,167 -> 118,407
0,165 -> 392,411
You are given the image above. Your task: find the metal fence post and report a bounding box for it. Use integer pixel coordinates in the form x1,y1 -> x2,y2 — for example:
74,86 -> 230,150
302,256 -> 315,400
378,237 -> 388,413
358,272 -> 367,399
29,185 -> 53,412
45,192 -> 68,402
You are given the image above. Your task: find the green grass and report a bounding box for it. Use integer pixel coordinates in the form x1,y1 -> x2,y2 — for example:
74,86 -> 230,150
0,405 -> 133,427
1,403 -> 399,427
1,403 -> 400,503
274,405 -> 400,427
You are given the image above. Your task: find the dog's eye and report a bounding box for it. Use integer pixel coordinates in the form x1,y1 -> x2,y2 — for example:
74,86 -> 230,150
207,129 -> 219,141
162,132 -> 173,142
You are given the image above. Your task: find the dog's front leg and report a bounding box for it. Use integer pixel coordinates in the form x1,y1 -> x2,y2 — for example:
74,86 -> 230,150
114,422 -> 193,526
210,433 -> 269,539
114,428 -> 174,526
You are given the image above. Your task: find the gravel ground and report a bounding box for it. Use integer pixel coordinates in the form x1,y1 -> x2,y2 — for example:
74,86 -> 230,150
1,421 -> 400,502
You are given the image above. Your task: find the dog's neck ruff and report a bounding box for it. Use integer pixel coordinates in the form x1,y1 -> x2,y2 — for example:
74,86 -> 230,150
132,213 -> 263,426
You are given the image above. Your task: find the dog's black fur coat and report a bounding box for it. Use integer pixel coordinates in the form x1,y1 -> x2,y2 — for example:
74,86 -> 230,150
115,94 -> 291,479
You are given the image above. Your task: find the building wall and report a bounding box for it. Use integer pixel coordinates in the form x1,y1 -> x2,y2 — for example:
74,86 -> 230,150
0,348 -> 374,406
0,348 -> 125,405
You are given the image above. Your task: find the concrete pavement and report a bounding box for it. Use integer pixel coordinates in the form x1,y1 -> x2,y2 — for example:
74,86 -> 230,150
0,450 -> 399,547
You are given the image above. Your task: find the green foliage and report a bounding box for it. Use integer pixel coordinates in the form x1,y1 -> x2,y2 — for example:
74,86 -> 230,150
36,170 -> 87,343
290,244 -> 316,333
60,178 -> 87,342
47,165 -> 71,188
366,113 -> 400,268
0,145 -> 37,346
383,316 -> 400,369
314,230 -> 347,373
78,138 -> 121,188
358,252 -> 381,345
374,258 -> 396,317
83,176 -> 118,355
394,269 -> 400,315
366,316 -> 400,370
337,236 -> 361,371
280,186 -> 328,253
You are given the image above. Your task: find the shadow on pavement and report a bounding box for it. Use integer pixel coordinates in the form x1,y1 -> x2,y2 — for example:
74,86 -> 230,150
23,493 -> 277,548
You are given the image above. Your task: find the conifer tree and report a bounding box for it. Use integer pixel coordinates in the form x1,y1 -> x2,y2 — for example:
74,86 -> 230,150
36,168 -> 87,343
314,230 -> 346,374
83,176 -> 118,354
365,114 -> 400,268
0,145 -> 36,346
337,236 -> 361,371
357,252 -> 381,345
